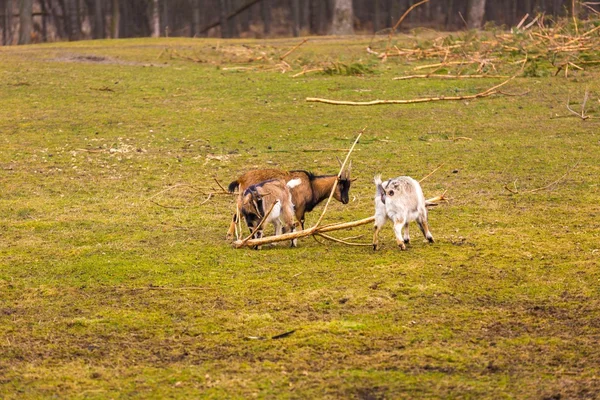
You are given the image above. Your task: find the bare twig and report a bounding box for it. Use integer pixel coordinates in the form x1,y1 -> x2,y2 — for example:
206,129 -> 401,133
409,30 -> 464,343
306,76 -> 517,106
566,90 -> 591,120
503,162 -> 579,195
393,74 -> 509,80
384,0 -> 431,55
419,163 -> 445,183
213,178 -> 228,193
516,13 -> 530,30
280,38 -> 309,60
316,232 -> 373,246
313,129 -> 364,228
200,193 -> 213,205
292,68 -> 324,78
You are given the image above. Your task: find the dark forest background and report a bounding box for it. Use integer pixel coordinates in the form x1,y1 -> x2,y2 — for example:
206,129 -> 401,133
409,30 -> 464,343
1,0 -> 595,45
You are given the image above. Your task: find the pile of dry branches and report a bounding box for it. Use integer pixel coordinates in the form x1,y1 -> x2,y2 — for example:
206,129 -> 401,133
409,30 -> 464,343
368,11 -> 600,79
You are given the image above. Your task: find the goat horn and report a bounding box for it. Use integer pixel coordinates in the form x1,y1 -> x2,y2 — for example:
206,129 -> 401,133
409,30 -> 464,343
336,156 -> 343,167
340,159 -> 352,179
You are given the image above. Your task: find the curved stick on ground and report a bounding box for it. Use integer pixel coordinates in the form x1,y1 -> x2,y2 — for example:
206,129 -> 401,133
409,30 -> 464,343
306,76 -> 517,106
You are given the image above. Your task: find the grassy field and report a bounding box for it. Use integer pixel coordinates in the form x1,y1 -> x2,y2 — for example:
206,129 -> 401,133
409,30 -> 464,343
1,34 -> 599,399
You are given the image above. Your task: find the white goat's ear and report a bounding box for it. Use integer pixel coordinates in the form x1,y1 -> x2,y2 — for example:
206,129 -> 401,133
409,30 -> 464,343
377,183 -> 386,203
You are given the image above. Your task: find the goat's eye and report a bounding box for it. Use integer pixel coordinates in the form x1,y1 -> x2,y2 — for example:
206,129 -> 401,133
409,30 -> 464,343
388,190 -> 394,196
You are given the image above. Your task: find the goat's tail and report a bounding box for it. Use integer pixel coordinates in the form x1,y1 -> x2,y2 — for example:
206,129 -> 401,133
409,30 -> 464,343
228,180 -> 240,193
374,174 -> 382,187
374,174 -> 386,203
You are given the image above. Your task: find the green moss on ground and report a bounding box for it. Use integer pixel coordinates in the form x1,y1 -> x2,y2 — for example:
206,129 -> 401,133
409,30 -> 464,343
1,36 -> 599,399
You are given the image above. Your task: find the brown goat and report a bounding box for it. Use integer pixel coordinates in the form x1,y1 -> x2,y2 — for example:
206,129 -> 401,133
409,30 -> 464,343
240,178 -> 299,249
226,164 -> 352,239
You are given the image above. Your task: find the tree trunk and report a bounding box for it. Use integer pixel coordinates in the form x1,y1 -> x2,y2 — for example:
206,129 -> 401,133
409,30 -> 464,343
111,0 -> 119,38
445,0 -> 454,29
330,0 -> 353,35
290,0 -> 300,36
467,0 -> 486,29
151,0 -> 160,37
3,0 -> 13,45
18,0 -> 34,45
373,0 -> 380,32
261,0 -> 270,35
192,0 -> 201,36
161,0 -> 168,36
64,0 -> 80,40
219,0 -> 229,37
227,0 -> 238,37
92,0 -> 104,39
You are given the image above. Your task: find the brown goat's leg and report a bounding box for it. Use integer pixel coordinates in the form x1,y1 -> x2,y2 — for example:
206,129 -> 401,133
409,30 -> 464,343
290,225 -> 297,247
227,196 -> 244,240
226,214 -> 237,239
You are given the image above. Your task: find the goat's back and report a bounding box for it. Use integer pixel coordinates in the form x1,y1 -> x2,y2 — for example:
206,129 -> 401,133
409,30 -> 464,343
233,169 -> 292,192
377,176 -> 426,212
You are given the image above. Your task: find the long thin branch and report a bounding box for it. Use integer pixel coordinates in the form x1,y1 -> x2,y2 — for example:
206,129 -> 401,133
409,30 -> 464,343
419,163 -> 445,183
393,74 -> 509,80
566,94 -> 590,120
313,129 -> 364,228
306,75 -> 516,106
384,0 -> 431,56
316,233 -> 373,247
503,162 -> 579,195
280,38 -> 309,60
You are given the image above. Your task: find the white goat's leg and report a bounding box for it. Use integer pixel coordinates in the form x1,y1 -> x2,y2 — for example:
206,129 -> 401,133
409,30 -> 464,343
417,210 -> 434,243
273,219 -> 283,236
372,213 -> 387,251
393,218 -> 407,250
403,222 -> 410,244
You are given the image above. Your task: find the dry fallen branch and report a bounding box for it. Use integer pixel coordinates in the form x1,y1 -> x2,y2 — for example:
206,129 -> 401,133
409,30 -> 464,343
503,161 -> 580,195
292,68 -> 324,78
280,38 -> 309,60
419,163 -> 445,183
383,0 -> 431,58
306,76 -> 517,106
393,74 -> 510,80
566,90 -> 591,120
315,232 -> 373,247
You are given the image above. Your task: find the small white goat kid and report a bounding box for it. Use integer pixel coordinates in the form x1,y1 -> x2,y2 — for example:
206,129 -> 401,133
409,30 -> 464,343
373,175 -> 434,250
241,178 -> 301,249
